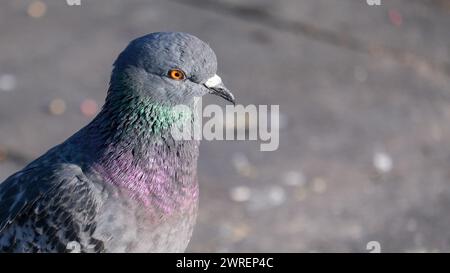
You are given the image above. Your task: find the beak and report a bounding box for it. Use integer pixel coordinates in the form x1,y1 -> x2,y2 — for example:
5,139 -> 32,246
204,74 -> 236,105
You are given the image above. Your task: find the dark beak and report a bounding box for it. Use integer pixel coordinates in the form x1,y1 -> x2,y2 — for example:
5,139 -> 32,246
204,75 -> 235,105
207,84 -> 236,105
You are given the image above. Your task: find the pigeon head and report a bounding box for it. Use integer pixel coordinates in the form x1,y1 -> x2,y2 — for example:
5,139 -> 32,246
109,32 -> 235,106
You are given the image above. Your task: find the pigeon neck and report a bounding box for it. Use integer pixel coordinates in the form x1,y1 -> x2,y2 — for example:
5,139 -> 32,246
86,93 -> 199,213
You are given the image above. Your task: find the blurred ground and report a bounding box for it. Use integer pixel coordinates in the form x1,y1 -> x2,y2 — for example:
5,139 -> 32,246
1,0 -> 450,252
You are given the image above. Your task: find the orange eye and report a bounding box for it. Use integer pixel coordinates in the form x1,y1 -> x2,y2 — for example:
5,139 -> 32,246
168,69 -> 186,80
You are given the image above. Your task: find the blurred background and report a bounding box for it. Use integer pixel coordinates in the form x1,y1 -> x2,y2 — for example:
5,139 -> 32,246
1,0 -> 450,252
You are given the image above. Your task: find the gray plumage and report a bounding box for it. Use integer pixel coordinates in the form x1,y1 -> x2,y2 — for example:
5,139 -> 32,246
0,32 -> 234,252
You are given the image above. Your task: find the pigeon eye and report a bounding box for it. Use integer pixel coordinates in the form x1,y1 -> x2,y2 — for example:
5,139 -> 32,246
168,69 -> 186,80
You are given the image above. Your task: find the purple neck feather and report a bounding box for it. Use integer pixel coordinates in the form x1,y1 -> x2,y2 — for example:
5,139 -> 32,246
82,95 -> 200,217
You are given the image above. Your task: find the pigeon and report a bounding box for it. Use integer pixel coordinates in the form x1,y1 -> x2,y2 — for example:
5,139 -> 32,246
0,32 -> 235,253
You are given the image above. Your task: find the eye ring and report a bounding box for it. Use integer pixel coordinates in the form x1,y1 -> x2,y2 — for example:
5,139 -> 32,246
168,69 -> 186,81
